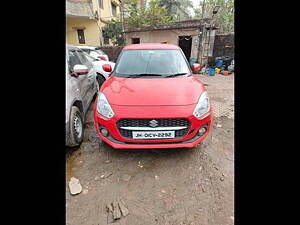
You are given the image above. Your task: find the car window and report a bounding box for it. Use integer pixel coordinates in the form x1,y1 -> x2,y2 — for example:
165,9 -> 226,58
81,48 -> 90,54
90,50 -> 100,58
95,49 -> 105,55
83,53 -> 96,63
68,50 -> 81,70
114,50 -> 190,76
76,50 -> 92,66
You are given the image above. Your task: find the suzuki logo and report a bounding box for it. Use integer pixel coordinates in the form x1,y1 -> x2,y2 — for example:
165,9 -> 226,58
149,119 -> 158,128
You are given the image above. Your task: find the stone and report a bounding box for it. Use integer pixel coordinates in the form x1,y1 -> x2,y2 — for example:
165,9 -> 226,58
118,199 -> 129,217
112,201 -> 121,220
101,171 -> 113,179
106,203 -> 113,212
68,177 -> 82,195
120,174 -> 131,182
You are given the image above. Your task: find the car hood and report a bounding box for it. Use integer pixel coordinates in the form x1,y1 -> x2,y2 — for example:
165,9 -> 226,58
101,75 -> 205,106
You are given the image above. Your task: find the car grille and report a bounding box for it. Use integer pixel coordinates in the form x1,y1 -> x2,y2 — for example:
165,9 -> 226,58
117,118 -> 191,139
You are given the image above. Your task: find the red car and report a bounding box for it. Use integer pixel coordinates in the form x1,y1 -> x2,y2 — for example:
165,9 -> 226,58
93,43 -> 212,149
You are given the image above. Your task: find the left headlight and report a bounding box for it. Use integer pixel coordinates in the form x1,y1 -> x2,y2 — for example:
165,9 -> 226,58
193,91 -> 210,118
97,92 -> 114,119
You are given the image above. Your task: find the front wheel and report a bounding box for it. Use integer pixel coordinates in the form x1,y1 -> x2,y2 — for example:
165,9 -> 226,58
97,74 -> 106,88
69,106 -> 84,146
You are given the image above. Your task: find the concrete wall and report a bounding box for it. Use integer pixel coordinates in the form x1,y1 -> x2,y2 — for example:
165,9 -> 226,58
125,29 -> 200,59
66,19 -> 101,46
66,0 -> 121,46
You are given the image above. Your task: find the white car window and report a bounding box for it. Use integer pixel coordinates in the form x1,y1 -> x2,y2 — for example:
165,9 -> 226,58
90,50 -> 100,58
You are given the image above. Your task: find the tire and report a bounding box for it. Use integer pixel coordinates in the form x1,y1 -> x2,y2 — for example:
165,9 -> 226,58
97,74 -> 106,88
69,106 -> 84,146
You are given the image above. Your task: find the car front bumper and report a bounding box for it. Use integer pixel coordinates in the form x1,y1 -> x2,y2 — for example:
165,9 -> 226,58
93,101 -> 212,149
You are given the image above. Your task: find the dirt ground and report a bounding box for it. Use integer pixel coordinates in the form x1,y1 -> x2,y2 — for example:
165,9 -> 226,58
66,73 -> 234,225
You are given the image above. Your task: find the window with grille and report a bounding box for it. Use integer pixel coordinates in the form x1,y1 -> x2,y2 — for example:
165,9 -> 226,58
77,29 -> 85,44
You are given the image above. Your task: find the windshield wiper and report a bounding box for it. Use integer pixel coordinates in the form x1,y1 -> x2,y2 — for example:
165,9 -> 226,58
165,73 -> 189,78
127,74 -> 164,78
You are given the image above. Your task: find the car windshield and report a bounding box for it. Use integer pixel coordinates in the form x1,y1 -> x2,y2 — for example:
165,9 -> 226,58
113,49 -> 191,77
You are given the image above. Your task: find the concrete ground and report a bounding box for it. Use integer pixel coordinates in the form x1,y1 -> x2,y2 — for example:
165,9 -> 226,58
66,73 -> 234,225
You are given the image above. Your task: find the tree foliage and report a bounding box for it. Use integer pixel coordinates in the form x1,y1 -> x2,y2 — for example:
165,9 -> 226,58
194,0 -> 234,34
122,0 -> 174,28
158,0 -> 194,21
102,19 -> 125,46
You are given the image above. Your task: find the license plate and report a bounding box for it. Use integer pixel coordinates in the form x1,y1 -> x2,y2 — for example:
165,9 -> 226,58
132,131 -> 175,139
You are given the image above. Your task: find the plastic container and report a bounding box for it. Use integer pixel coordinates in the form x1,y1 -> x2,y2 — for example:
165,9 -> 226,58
222,70 -> 229,76
189,58 -> 197,67
215,59 -> 223,68
208,68 -> 215,76
215,68 -> 221,74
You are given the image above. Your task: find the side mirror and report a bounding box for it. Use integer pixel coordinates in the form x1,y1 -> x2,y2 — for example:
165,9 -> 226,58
192,63 -> 201,72
102,64 -> 112,72
73,64 -> 89,76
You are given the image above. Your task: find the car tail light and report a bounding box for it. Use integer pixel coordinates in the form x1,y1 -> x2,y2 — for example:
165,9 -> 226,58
102,64 -> 112,72
98,56 -> 107,61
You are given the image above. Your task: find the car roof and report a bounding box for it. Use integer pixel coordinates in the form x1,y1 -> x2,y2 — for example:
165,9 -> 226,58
123,43 -> 181,50
76,46 -> 96,50
66,45 -> 83,51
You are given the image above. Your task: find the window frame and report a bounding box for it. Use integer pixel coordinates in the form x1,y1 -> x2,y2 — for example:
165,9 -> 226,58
77,29 -> 85,44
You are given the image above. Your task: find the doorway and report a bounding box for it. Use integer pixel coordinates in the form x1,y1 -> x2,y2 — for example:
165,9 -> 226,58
178,35 -> 192,60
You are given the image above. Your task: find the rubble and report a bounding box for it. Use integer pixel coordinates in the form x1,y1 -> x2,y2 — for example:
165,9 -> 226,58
112,201 -> 121,220
118,199 -> 129,217
68,177 -> 82,195
120,174 -> 131,182
106,199 -> 129,222
138,161 -> 143,168
100,171 -> 113,179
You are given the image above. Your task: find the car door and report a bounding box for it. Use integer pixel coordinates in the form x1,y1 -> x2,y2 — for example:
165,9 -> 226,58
75,50 -> 96,110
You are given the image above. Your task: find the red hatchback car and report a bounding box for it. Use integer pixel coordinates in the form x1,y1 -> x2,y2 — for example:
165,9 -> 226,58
93,43 -> 212,149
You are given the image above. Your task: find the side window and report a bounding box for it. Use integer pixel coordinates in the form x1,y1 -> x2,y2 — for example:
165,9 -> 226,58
68,50 -> 81,70
90,50 -> 99,58
76,51 -> 92,67
81,49 -> 90,54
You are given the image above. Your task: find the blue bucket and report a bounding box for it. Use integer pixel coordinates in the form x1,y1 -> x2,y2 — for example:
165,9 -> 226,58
208,68 -> 215,76
216,59 -> 223,67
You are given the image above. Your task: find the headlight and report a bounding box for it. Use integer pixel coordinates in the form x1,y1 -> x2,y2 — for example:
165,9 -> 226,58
193,91 -> 210,118
97,92 -> 114,119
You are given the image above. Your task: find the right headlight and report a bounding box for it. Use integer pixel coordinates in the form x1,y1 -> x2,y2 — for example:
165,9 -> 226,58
193,91 -> 210,118
97,92 -> 114,119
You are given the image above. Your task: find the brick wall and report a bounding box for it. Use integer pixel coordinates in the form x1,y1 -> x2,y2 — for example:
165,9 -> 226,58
98,46 -> 124,62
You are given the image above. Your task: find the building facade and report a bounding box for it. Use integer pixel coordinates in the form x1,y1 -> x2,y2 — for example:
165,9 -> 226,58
66,0 -> 121,46
124,19 -> 215,63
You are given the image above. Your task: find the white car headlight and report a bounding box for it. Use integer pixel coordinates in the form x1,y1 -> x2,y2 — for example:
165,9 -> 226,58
97,92 -> 114,119
193,91 -> 210,118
